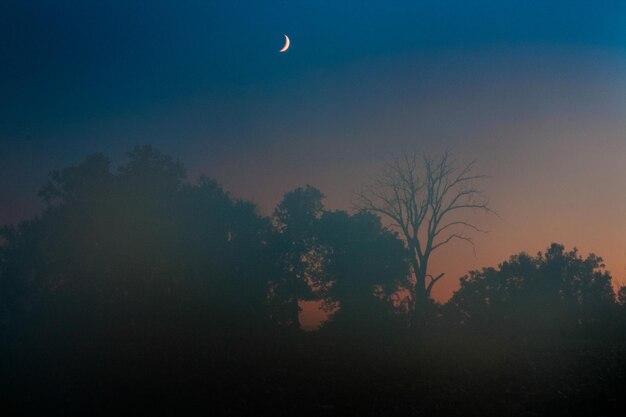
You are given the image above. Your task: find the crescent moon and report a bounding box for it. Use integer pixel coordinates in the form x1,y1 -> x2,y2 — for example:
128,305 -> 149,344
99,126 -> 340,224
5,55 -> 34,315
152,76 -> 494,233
279,34 -> 290,53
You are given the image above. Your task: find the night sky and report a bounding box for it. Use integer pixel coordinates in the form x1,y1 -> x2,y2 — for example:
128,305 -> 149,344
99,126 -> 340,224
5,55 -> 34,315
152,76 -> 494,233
2,1 -> 626,325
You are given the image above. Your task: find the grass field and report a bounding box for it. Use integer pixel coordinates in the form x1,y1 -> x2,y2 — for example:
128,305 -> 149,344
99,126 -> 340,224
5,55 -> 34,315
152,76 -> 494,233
3,328 -> 626,416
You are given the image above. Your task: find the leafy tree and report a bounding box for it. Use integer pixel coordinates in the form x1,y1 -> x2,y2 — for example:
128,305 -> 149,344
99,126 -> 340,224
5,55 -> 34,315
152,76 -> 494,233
317,210 -> 410,331
270,185 -> 325,329
617,286 -> 626,306
447,243 -> 616,336
270,186 -> 410,331
0,146 -> 279,346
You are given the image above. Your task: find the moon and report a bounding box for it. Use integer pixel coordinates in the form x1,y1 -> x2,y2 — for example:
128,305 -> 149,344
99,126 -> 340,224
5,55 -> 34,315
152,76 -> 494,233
279,34 -> 290,53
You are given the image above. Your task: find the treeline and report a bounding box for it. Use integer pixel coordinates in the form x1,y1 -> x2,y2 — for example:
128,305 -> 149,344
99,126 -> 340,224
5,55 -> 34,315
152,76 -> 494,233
1,145 -> 625,344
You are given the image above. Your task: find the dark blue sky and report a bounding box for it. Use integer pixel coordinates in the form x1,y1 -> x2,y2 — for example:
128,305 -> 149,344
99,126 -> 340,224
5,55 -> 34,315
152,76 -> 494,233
2,1 -> 623,143
2,1 -> 626,305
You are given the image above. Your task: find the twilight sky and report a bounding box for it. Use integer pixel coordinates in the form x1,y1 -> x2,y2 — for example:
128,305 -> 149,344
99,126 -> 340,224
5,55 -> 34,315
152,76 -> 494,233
2,1 -> 626,325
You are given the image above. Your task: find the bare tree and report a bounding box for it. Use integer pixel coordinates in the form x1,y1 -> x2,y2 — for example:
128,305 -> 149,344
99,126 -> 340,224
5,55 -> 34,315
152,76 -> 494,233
357,150 -> 493,323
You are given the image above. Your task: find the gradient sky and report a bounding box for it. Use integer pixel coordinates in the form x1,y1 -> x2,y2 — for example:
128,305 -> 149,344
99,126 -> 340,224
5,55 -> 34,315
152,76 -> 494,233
2,1 -> 626,326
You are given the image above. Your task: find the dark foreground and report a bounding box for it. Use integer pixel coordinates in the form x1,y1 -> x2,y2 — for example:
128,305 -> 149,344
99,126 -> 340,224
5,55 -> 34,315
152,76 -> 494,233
3,329 -> 626,416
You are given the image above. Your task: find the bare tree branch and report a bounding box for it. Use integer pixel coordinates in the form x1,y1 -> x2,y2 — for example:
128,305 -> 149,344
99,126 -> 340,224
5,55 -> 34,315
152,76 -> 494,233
434,221 -> 488,237
431,233 -> 475,251
426,273 -> 445,296
356,150 -> 493,316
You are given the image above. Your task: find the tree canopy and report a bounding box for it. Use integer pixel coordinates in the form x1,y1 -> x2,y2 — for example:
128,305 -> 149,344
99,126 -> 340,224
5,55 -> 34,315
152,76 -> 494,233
1,147 -> 624,342
448,243 -> 616,336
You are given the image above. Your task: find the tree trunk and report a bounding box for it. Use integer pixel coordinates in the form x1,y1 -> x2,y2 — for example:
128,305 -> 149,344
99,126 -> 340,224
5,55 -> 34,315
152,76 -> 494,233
410,258 -> 429,328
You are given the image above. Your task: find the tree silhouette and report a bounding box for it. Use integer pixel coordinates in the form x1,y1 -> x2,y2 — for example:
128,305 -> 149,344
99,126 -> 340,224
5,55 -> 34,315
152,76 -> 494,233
618,286 -> 626,306
0,146 -> 280,346
5,146 -> 626,416
447,243 -> 616,336
270,185 -> 325,329
358,150 -> 492,325
38,153 -> 114,206
317,210 -> 410,331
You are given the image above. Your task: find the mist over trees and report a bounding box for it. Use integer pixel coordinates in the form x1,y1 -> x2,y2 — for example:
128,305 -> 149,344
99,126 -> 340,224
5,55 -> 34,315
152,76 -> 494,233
0,146 -> 413,338
1,146 -> 624,337
2,146 -> 626,415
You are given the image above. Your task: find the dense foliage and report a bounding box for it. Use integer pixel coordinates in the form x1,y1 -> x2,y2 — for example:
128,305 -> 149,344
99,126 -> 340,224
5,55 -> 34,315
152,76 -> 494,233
2,146 -> 626,415
0,146 -> 414,339
448,244 -> 617,337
